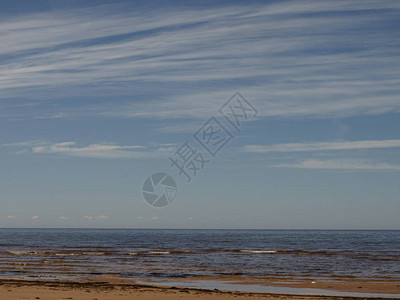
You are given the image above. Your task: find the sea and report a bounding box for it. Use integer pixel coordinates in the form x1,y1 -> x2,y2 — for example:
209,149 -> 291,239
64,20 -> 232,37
0,229 -> 399,285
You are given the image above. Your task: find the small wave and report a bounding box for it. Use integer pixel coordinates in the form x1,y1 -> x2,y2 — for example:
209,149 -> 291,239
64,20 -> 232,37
8,251 -> 28,255
128,253 -> 138,256
54,253 -> 79,256
9,263 -> 28,266
148,251 -> 170,255
202,248 -> 225,254
239,250 -> 278,254
8,251 -> 47,256
41,260 -> 59,264
82,252 -> 104,256
170,250 -> 191,254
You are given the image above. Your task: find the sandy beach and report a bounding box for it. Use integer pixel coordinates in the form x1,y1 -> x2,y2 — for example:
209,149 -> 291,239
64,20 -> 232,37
1,279 -> 399,300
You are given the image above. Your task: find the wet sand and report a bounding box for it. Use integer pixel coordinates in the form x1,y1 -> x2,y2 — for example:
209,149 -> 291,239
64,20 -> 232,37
0,279 -> 399,300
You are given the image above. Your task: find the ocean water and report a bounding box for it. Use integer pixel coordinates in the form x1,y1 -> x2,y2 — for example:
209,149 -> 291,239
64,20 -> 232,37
0,229 -> 399,282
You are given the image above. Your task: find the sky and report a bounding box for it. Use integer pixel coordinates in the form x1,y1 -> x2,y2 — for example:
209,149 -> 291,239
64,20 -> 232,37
0,0 -> 399,229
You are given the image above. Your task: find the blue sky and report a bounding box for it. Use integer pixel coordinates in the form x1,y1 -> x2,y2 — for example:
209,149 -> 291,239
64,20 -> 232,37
0,0 -> 399,229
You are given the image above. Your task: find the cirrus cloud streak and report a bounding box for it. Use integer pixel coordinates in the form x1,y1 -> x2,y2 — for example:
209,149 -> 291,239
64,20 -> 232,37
244,139 -> 400,153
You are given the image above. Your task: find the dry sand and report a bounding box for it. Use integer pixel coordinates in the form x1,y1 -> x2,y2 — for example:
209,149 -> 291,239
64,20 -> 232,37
1,279 -> 399,300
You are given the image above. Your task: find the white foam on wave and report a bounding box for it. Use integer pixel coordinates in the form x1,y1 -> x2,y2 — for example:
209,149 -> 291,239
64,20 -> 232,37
148,251 -> 170,254
8,251 -> 47,255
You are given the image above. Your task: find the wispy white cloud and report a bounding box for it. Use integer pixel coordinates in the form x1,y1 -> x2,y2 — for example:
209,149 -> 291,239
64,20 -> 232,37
275,159 -> 400,171
244,139 -> 400,153
59,216 -> 70,220
0,1 -> 399,120
32,216 -> 39,220
6,215 -> 17,219
3,140 -> 46,147
34,113 -> 69,119
32,142 -> 148,158
4,140 -> 170,159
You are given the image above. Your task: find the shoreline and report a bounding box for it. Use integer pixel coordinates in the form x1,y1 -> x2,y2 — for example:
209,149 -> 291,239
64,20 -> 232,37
1,278 -> 399,300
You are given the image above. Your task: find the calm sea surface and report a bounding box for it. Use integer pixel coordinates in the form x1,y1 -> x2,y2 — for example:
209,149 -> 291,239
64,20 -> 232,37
0,229 -> 399,282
